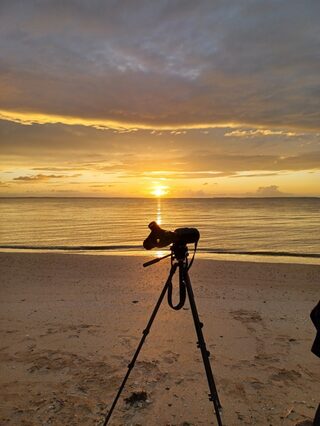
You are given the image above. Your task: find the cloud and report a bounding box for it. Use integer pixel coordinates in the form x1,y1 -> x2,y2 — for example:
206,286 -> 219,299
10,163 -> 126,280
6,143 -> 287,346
224,129 -> 303,138
90,184 -> 115,188
233,172 -> 281,178
1,115 -> 319,187
13,173 -> 80,182
1,117 -> 320,171
32,166 -> 85,171
0,1 -> 319,130
124,171 -> 230,179
175,151 -> 320,174
254,185 -> 291,197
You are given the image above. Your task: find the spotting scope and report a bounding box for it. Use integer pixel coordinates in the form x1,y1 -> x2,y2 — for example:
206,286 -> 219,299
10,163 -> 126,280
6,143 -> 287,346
143,221 -> 200,250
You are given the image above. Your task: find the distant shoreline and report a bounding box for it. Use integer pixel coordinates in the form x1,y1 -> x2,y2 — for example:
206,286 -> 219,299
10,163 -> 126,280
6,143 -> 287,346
0,196 -> 319,200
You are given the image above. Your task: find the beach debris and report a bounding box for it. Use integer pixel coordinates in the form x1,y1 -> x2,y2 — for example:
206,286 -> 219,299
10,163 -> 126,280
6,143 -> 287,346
47,398 -> 65,413
124,391 -> 148,407
280,405 -> 303,422
285,406 -> 294,418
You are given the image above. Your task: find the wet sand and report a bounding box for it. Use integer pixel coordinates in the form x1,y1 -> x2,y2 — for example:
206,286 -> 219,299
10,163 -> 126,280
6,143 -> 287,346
0,252 -> 319,425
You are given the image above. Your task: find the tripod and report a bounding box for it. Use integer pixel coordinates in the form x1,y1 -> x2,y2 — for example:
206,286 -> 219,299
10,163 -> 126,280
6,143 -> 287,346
103,242 -> 223,426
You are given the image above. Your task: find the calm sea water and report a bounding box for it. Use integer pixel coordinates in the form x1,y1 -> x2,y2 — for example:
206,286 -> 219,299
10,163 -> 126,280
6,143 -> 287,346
0,197 -> 319,261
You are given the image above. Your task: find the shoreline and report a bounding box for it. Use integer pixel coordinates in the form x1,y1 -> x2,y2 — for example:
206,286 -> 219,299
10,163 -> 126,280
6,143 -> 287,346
0,252 -> 319,425
1,248 -> 319,266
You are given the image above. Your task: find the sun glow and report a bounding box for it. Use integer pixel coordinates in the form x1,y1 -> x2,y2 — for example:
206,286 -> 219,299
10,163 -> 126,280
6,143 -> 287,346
151,184 -> 168,197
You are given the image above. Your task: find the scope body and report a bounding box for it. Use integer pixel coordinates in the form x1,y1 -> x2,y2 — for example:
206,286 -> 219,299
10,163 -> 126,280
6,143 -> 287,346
174,227 -> 200,246
143,222 -> 200,250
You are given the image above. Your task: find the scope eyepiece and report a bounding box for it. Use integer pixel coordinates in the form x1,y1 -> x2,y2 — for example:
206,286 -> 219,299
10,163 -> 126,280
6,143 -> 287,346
174,227 -> 200,246
143,222 -> 200,250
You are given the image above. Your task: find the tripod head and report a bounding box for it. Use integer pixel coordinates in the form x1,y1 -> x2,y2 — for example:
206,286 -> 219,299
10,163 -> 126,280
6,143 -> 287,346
143,221 -> 200,250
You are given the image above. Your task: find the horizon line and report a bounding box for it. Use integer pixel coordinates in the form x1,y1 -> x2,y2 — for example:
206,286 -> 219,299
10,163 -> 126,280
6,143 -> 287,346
0,195 -> 319,200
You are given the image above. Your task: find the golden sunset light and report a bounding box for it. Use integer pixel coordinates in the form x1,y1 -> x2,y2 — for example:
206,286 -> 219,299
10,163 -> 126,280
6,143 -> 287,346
1,3 -> 320,426
0,1 -> 319,198
151,184 -> 169,198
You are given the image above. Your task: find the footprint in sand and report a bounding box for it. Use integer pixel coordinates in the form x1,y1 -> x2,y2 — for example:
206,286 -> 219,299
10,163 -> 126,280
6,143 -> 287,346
127,359 -> 166,389
270,368 -> 302,383
118,334 -> 139,349
161,350 -> 180,365
231,309 -> 262,323
40,323 -> 100,338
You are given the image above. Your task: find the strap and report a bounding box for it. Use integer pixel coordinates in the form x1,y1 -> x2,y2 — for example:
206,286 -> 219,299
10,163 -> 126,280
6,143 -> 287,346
167,266 -> 186,310
188,241 -> 198,270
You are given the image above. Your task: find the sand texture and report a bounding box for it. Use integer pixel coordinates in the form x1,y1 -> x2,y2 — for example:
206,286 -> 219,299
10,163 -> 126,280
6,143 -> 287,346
0,252 -> 319,426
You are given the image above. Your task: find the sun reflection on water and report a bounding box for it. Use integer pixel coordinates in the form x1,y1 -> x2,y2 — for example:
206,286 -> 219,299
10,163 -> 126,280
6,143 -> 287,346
155,199 -> 165,257
156,198 -> 162,225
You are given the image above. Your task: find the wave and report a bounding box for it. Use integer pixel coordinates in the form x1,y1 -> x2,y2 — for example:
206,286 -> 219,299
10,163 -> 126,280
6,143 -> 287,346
199,248 -> 320,259
0,244 -> 139,251
0,244 -> 319,259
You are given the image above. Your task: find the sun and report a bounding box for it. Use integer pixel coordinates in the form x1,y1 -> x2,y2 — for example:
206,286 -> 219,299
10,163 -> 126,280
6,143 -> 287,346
151,184 -> 168,197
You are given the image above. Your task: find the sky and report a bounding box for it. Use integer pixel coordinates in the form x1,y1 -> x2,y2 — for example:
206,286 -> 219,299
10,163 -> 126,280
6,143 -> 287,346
0,0 -> 319,197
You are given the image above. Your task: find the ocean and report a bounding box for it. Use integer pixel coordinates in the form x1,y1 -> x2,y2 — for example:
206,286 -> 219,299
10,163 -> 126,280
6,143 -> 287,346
0,197 -> 319,263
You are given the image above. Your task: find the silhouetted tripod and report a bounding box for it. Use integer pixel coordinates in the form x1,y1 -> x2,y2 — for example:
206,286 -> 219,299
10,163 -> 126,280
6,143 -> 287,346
103,223 -> 223,426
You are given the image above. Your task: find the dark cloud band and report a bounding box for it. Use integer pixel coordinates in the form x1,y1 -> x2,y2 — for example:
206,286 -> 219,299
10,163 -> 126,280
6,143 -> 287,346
0,1 -> 319,130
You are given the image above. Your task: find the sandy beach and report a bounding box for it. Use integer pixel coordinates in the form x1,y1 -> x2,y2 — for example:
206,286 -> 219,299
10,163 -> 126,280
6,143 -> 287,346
0,252 -> 319,426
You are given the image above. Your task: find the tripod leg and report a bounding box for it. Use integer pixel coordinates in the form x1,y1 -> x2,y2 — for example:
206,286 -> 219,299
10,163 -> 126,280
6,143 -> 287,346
183,269 -> 223,426
103,263 -> 178,425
